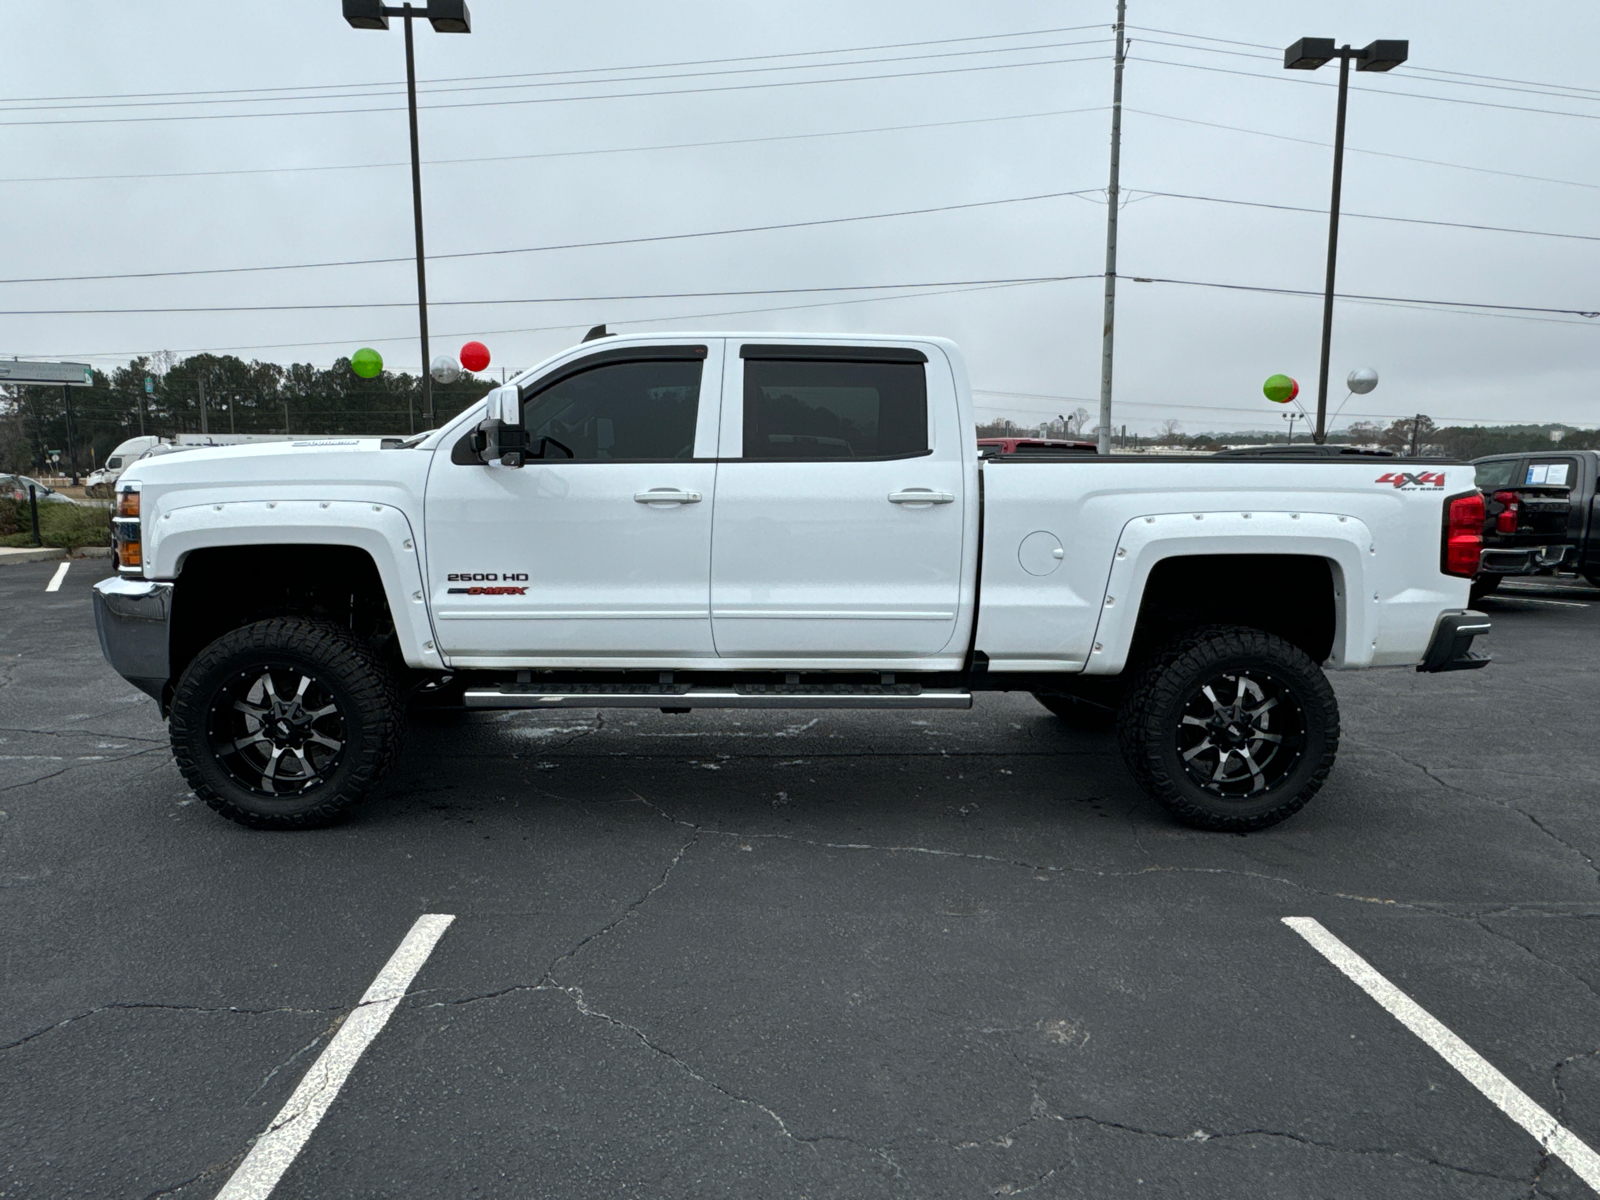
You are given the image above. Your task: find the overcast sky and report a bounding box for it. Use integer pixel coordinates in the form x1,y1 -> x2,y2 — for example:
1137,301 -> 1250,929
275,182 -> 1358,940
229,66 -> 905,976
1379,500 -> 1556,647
4,1 -> 1599,434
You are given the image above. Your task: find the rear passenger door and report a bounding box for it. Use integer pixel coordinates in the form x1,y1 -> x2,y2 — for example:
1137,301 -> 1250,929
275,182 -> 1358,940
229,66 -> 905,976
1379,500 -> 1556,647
708,342 -> 966,662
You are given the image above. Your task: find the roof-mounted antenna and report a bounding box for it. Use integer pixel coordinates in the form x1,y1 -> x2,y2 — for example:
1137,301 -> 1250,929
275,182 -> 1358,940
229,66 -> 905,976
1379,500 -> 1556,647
582,324 -> 612,342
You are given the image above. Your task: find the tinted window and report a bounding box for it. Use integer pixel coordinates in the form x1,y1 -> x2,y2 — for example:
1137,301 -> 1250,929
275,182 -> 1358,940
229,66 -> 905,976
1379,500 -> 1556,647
1474,459 -> 1519,489
521,359 -> 701,461
743,359 -> 928,460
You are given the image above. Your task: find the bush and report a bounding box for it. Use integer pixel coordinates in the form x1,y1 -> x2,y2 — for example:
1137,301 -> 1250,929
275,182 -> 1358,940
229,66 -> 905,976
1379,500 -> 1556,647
0,498 -> 18,537
0,500 -> 111,549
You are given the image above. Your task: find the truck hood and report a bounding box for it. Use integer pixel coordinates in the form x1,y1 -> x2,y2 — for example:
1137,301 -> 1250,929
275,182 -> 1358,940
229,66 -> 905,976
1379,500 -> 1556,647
122,438 -> 436,511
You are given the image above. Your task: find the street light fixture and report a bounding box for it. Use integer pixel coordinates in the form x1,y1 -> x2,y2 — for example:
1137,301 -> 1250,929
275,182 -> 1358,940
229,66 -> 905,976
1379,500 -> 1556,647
1284,36 -> 1408,444
343,0 -> 471,430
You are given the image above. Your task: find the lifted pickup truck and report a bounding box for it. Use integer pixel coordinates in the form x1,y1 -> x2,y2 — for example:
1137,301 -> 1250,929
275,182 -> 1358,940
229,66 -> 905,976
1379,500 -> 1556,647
93,332 -> 1490,833
1471,449 -> 1600,599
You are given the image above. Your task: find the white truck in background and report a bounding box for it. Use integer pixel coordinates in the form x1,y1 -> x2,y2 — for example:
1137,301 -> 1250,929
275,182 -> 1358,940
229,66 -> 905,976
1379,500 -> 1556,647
92,331 -> 1491,833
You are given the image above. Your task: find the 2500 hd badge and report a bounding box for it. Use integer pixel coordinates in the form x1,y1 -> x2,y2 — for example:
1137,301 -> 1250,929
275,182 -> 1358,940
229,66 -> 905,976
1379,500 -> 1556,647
447,571 -> 530,596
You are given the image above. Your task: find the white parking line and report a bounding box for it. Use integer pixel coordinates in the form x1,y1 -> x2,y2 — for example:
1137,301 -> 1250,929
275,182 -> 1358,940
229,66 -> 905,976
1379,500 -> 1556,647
1284,917 -> 1600,1193
214,914 -> 455,1200
1497,596 -> 1590,608
44,562 -> 69,592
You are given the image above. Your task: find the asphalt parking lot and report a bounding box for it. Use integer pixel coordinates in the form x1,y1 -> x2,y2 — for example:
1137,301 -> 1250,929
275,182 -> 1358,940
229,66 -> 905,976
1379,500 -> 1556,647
3,560 -> 1599,1199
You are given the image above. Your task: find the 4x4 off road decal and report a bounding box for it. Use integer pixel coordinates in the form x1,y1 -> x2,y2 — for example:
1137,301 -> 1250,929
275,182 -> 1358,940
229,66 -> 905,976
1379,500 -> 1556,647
1376,471 -> 1446,490
447,571 -> 529,596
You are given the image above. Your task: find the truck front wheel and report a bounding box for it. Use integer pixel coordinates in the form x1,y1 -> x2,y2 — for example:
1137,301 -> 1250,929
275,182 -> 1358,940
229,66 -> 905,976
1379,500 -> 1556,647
169,618 -> 404,829
1118,626 -> 1339,832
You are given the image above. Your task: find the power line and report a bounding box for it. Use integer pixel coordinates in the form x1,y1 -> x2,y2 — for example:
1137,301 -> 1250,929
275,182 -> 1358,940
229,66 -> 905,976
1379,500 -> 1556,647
0,275 -> 1102,316
1132,188 -> 1600,246
0,52 -> 1111,129
0,36 -> 1110,115
1124,107 -> 1600,194
0,23 -> 1109,106
46,278 -> 1063,364
0,105 -> 1105,186
1127,27 -> 1600,103
1125,274 -> 1600,319
0,189 -> 1103,285
1135,55 -> 1600,124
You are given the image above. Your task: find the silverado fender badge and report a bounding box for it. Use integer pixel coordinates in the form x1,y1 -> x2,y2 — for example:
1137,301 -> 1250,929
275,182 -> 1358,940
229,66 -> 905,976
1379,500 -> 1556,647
1376,471 -> 1445,490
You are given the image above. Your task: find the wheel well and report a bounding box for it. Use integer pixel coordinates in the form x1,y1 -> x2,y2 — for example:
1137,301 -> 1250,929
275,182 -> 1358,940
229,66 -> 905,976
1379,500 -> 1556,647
1127,554 -> 1337,666
169,545 -> 397,690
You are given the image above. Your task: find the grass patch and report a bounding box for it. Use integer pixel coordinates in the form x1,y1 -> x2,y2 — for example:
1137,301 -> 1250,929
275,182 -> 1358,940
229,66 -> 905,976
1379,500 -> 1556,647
0,498 -> 112,549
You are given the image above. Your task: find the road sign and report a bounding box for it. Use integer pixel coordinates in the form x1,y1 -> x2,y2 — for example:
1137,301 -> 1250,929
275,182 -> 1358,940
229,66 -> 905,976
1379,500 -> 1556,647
0,359 -> 93,386
144,376 -> 154,394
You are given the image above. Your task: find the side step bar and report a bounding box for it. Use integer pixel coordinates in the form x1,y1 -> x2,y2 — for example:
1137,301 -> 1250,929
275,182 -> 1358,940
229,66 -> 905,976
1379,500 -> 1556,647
463,684 -> 973,711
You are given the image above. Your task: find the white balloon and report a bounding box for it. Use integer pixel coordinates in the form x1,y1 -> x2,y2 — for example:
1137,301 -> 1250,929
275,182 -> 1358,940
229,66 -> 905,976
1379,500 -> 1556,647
1347,366 -> 1378,395
430,354 -> 461,384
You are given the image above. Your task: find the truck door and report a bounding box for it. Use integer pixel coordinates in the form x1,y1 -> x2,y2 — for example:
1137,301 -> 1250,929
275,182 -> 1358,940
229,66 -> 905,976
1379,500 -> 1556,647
709,342 -> 965,661
424,341 -> 722,663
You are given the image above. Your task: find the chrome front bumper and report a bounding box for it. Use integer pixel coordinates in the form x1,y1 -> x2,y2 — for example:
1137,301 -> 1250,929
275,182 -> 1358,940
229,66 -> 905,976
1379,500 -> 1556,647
92,577 -> 173,701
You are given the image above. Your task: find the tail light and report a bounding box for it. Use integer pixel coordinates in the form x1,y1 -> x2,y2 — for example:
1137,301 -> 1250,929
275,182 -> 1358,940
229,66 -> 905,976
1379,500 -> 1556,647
1442,491 -> 1484,578
113,484 -> 142,575
1492,489 -> 1518,534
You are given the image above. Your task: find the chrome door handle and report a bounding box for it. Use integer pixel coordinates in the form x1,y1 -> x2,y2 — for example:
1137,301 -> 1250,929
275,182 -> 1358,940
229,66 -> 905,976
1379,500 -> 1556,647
888,489 -> 955,505
634,488 -> 702,505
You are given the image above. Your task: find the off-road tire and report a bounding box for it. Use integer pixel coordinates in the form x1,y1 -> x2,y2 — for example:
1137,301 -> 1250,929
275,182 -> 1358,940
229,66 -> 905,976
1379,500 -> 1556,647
1033,691 -> 1116,731
170,618 -> 404,829
1117,625 -> 1339,832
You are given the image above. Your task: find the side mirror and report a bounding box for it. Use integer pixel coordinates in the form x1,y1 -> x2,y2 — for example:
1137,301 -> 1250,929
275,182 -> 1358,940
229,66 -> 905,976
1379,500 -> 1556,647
470,386 -> 528,467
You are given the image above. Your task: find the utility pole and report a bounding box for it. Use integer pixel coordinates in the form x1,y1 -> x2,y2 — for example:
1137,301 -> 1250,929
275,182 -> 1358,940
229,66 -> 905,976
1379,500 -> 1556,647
61,384 -> 79,485
1097,0 -> 1127,457
229,394 -> 236,435
1409,414 -> 1422,456
198,375 -> 209,436
284,400 -> 291,436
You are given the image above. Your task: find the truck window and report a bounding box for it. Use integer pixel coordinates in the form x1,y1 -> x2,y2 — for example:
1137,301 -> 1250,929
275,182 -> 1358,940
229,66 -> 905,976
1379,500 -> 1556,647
1523,458 -> 1577,489
743,360 -> 928,460
521,359 -> 701,461
1474,460 -> 1520,489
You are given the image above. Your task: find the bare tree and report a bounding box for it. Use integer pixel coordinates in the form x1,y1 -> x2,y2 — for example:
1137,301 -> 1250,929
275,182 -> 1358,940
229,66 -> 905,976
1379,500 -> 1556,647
1156,418 -> 1183,444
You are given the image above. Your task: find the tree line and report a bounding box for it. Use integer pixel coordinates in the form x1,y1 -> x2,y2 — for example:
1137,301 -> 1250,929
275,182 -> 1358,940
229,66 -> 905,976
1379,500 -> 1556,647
0,353 -> 499,475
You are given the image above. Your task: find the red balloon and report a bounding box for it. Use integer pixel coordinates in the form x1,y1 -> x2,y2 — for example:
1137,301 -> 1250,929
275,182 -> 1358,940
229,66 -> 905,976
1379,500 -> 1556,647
460,341 -> 490,372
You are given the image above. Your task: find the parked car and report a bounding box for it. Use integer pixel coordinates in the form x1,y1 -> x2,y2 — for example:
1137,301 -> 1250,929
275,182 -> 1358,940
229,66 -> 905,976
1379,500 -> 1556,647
1470,449 -> 1600,599
95,331 -> 1489,834
1,474 -> 80,504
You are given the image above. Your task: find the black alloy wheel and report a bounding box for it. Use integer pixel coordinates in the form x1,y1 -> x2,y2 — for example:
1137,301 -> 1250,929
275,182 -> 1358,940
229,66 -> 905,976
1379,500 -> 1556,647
207,665 -> 347,796
1174,667 -> 1305,798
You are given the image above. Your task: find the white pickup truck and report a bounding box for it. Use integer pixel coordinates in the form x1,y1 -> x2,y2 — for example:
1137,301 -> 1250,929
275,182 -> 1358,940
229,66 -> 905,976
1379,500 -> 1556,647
93,331 -> 1490,833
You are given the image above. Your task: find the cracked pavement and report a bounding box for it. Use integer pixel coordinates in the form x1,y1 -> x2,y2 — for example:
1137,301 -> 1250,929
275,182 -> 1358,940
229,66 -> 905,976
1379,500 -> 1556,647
2,561 -> 1598,1198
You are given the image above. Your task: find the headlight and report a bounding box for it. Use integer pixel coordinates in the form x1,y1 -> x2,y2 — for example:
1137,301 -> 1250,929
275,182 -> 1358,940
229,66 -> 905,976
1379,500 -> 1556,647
113,484 -> 142,574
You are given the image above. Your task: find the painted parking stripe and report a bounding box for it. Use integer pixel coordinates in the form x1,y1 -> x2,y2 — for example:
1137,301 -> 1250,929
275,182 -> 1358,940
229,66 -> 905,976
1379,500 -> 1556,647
1284,917 -> 1600,1193
214,914 -> 456,1200
44,562 -> 68,592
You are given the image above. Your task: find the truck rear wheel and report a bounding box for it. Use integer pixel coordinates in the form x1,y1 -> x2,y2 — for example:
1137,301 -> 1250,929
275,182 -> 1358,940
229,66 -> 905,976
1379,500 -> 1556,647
1118,626 -> 1338,832
169,618 -> 404,830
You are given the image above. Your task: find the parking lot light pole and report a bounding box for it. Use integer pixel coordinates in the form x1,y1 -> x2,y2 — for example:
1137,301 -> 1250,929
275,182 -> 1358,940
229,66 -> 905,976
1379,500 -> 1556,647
1284,37 -> 1408,444
343,0 -> 471,428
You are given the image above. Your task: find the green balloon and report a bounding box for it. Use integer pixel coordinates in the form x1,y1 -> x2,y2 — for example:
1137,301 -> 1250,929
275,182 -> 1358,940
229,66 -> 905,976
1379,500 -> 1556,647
1263,373 -> 1299,404
351,347 -> 384,379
